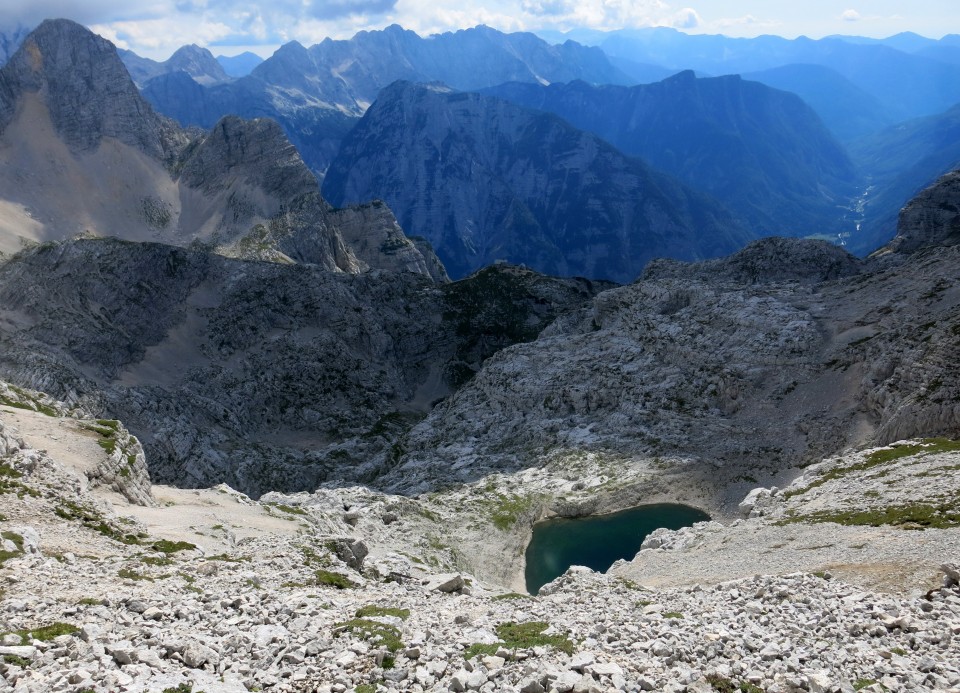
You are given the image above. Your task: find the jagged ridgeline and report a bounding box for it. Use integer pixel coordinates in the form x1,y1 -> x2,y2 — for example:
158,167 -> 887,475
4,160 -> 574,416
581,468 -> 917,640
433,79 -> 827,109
323,81 -> 753,282
137,24 -> 632,175
0,18 -> 438,278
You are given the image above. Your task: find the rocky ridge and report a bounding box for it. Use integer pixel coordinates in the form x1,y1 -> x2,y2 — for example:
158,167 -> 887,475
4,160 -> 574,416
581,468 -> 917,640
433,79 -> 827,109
0,19 -> 438,278
0,241 -> 604,496
1,384 -> 960,692
141,24 -> 631,176
381,173 -> 960,498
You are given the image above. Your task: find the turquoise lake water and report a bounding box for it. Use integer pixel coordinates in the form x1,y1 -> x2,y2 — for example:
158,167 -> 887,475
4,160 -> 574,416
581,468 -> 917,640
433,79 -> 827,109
524,503 -> 710,594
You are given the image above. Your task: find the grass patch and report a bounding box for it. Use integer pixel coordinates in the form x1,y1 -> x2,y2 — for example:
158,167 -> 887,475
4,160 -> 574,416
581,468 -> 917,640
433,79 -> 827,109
355,686 -> 377,693
784,438 -> 960,499
466,621 -> 574,658
492,592 -> 531,601
151,539 -> 196,554
140,555 -> 174,566
55,500 -> 143,545
705,676 -> 763,693
78,597 -> 103,606
2,654 -> 30,667
854,680 -> 884,691
316,569 -> 355,589
118,567 -> 164,581
780,501 -> 960,530
662,611 -> 684,619
488,493 -> 542,531
268,503 -> 308,516
4,622 -> 78,642
205,553 -> 249,562
334,619 -> 402,652
355,605 -> 410,620
0,461 -> 40,498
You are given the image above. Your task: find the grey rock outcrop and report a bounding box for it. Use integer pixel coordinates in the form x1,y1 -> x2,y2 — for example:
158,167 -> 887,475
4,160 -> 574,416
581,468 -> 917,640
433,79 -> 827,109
0,18 -> 179,159
883,170 -> 960,255
381,216 -> 960,492
0,240 -> 603,495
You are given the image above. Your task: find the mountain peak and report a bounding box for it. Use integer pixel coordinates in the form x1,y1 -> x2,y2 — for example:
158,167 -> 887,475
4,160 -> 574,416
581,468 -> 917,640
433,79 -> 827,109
0,18 -> 169,158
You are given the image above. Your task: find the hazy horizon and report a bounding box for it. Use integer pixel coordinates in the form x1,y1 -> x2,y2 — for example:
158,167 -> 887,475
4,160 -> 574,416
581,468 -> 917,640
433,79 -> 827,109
0,1 -> 957,61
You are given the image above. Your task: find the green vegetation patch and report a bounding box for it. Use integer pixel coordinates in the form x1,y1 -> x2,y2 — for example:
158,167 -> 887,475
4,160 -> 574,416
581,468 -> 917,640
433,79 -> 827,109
316,569 -> 355,589
0,531 -> 24,565
492,592 -> 531,601
705,675 -> 763,693
4,622 -> 78,642
118,567 -> 168,582
334,618 -> 403,652
785,438 -> 960,499
55,500 -> 143,545
268,503 -> 308,516
465,621 -> 573,659
355,605 -> 410,620
488,493 -> 543,531
0,384 -> 58,417
151,539 -> 197,554
781,502 -> 960,530
0,461 -> 39,498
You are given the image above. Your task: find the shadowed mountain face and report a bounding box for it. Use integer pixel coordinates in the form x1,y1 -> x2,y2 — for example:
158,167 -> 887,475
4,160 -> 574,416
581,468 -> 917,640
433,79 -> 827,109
849,105 -> 960,254
482,73 -> 860,240
0,25 -> 30,65
0,19 -> 441,277
741,64 -> 895,142
140,24 -> 632,176
323,81 -> 752,282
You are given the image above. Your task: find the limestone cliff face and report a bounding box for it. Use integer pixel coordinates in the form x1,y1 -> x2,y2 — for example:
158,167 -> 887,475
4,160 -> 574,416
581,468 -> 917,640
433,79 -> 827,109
0,240 -> 599,496
0,20 -> 439,280
324,81 -> 751,282
883,170 -> 960,255
328,201 -> 450,282
381,206 -> 960,493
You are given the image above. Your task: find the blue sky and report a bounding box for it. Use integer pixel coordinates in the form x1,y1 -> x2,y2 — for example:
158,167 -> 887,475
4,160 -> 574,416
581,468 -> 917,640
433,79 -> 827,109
1,0 -> 957,59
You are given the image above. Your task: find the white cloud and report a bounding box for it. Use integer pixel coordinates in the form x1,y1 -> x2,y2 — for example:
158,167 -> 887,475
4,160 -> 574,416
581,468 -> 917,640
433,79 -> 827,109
841,9 -> 861,22
668,7 -> 700,29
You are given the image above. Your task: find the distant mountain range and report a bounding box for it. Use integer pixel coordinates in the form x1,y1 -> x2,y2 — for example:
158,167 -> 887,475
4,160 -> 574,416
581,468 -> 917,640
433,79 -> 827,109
119,44 -> 230,86
216,51 -> 262,77
481,72 -> 859,239
541,27 -> 960,123
139,24 -> 632,176
323,81 -> 751,281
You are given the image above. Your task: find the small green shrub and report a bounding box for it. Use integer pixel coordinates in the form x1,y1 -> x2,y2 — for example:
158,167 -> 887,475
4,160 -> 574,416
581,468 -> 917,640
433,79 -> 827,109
466,621 -> 573,658
663,611 -> 684,619
334,619 -> 402,652
316,569 -> 355,589
355,605 -> 410,620
151,539 -> 197,554
4,622 -> 78,642
492,592 -> 531,601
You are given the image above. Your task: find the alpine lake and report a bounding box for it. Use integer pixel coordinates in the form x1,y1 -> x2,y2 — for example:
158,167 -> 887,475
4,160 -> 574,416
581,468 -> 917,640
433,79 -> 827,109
524,503 -> 710,594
